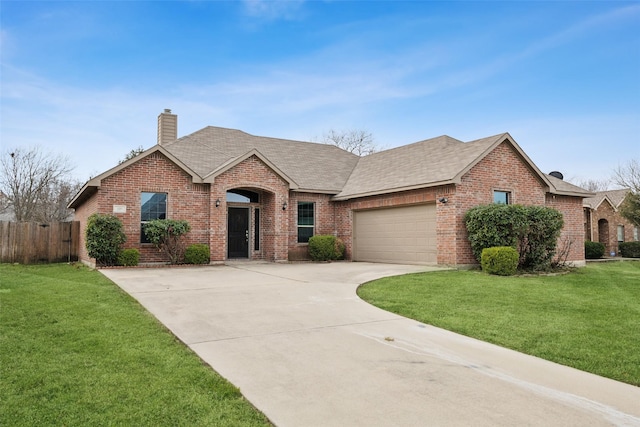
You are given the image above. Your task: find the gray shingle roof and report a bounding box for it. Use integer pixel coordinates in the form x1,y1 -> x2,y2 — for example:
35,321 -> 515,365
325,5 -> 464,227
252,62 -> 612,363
583,189 -> 630,209
163,127 -> 359,193
68,125 -> 594,209
334,134 -> 505,199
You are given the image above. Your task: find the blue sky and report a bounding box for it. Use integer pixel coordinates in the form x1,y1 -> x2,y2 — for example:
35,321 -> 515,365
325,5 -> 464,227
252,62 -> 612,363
1,1 -> 639,185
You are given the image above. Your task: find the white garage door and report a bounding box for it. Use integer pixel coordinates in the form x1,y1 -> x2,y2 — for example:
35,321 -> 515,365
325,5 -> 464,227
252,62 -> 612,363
353,204 -> 436,264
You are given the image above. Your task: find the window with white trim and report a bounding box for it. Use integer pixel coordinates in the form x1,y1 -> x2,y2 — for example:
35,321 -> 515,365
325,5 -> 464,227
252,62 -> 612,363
141,192 -> 167,243
617,225 -> 625,243
297,202 -> 315,243
493,190 -> 511,204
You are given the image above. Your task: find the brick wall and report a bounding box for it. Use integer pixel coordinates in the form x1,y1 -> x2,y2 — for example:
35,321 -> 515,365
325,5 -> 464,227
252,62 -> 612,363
210,155 -> 290,262
586,200 -> 639,256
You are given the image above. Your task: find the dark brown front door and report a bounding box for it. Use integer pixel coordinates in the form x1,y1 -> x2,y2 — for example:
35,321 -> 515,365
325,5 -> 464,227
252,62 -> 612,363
228,207 -> 249,258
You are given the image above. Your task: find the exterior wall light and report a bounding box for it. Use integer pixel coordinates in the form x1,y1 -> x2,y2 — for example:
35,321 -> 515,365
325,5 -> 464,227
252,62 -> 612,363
438,197 -> 448,204
215,199 -> 221,208
282,201 -> 288,211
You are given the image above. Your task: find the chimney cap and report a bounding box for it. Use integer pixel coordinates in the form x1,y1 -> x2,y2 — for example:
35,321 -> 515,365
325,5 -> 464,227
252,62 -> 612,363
163,108 -> 172,114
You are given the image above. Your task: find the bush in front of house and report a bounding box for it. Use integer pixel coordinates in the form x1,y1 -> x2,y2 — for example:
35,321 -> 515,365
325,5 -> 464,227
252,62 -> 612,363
143,219 -> 191,264
118,248 -> 140,266
618,242 -> 640,258
308,235 -> 345,261
184,244 -> 210,264
481,246 -> 519,276
465,204 -> 564,272
85,213 -> 126,266
584,241 -> 605,259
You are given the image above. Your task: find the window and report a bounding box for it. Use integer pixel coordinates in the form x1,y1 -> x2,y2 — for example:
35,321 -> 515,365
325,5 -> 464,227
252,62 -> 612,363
635,227 -> 639,242
141,192 -> 167,243
493,190 -> 511,204
617,225 -> 625,243
254,208 -> 260,251
227,190 -> 259,203
297,202 -> 315,243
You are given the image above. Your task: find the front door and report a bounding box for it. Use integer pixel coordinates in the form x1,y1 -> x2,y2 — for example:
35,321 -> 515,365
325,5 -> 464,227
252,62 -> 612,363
228,207 -> 249,258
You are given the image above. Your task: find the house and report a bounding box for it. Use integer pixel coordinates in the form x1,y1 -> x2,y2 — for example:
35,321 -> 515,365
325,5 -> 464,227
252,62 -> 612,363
69,109 -> 593,267
583,189 -> 639,256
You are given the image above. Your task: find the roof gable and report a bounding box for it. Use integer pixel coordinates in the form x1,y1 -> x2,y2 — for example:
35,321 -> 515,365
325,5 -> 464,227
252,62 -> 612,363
203,149 -> 298,188
583,189 -> 630,210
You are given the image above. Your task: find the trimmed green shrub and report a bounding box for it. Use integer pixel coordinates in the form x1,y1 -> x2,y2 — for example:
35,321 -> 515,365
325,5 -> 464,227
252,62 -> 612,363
184,244 -> 210,264
143,219 -> 191,264
465,204 -> 563,271
585,241 -> 605,259
118,248 -> 140,266
308,235 -> 345,261
481,246 -> 519,276
85,214 -> 126,266
619,242 -> 640,258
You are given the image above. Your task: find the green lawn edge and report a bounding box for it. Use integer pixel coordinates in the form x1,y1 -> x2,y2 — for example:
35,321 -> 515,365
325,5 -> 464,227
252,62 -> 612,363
357,261 -> 640,387
0,263 -> 272,426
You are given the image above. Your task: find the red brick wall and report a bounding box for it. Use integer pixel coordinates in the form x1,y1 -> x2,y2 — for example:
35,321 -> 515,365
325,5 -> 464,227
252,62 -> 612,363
76,152 -> 210,264
74,191 -> 98,265
546,195 -> 586,265
74,141 -> 588,267
586,201 -> 639,256
210,155 -> 290,262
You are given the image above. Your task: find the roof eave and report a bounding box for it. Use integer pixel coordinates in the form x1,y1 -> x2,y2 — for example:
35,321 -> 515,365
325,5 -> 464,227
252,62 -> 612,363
332,180 -> 457,201
67,145 -> 204,210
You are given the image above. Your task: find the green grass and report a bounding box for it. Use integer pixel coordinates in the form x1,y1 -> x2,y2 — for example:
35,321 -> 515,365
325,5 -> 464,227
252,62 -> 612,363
358,262 -> 640,386
0,263 -> 271,426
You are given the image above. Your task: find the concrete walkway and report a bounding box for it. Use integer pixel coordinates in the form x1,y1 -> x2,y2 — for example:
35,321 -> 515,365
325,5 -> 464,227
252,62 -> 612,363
101,262 -> 640,427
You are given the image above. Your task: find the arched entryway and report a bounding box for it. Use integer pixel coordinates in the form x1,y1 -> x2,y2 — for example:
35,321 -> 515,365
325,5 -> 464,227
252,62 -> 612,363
226,188 -> 279,260
598,218 -> 609,253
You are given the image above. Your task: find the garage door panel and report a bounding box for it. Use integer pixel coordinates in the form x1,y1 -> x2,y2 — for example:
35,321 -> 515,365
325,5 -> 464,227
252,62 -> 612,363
353,204 -> 437,265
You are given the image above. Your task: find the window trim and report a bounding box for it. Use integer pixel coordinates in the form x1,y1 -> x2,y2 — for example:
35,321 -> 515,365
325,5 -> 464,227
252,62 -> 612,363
493,190 -> 511,205
140,192 -> 168,244
617,225 -> 625,243
297,201 -> 315,244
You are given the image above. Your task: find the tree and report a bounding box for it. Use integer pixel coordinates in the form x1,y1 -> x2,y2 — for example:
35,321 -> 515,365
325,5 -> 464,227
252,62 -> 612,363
85,213 -> 126,266
119,146 -> 145,164
321,129 -> 380,156
572,178 -> 610,192
143,219 -> 191,264
0,147 -> 75,222
613,159 -> 640,227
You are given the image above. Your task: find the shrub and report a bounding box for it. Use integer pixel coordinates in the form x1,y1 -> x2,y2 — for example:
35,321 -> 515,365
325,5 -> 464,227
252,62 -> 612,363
85,214 -> 126,266
465,204 -> 563,272
585,241 -> 605,259
118,248 -> 140,266
481,246 -> 519,276
143,219 -> 191,264
619,242 -> 640,258
308,235 -> 345,261
184,244 -> 210,264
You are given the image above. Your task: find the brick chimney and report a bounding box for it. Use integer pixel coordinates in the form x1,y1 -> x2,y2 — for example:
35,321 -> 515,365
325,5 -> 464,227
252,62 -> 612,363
157,109 -> 177,145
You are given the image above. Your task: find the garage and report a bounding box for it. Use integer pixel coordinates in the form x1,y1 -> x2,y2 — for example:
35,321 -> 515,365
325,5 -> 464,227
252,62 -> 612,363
353,204 -> 437,264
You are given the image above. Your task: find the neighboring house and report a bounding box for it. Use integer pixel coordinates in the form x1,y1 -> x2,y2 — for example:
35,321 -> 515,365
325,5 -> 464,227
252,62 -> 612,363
584,189 -> 639,256
69,110 -> 593,267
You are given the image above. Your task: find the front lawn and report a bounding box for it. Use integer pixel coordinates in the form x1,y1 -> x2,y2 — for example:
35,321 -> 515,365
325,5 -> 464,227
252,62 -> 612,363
357,262 -> 640,386
0,263 -> 271,426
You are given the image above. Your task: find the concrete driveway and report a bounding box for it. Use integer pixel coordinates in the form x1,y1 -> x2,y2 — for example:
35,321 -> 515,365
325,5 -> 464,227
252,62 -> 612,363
101,262 -> 640,427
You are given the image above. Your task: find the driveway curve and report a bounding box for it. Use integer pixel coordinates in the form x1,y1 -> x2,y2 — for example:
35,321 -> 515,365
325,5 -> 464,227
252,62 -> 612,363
102,262 -> 640,427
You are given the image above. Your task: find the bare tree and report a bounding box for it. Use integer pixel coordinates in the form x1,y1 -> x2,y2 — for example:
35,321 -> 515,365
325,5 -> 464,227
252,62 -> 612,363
0,147 -> 76,222
572,178 -> 611,192
321,129 -> 380,156
612,159 -> 640,227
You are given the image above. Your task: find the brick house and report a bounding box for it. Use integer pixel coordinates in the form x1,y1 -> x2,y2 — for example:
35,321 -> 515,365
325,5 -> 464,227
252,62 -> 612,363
583,189 -> 639,256
69,110 -> 593,267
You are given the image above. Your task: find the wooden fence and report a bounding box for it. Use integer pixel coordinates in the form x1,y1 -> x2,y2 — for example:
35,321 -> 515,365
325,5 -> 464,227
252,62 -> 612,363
0,221 -> 80,264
